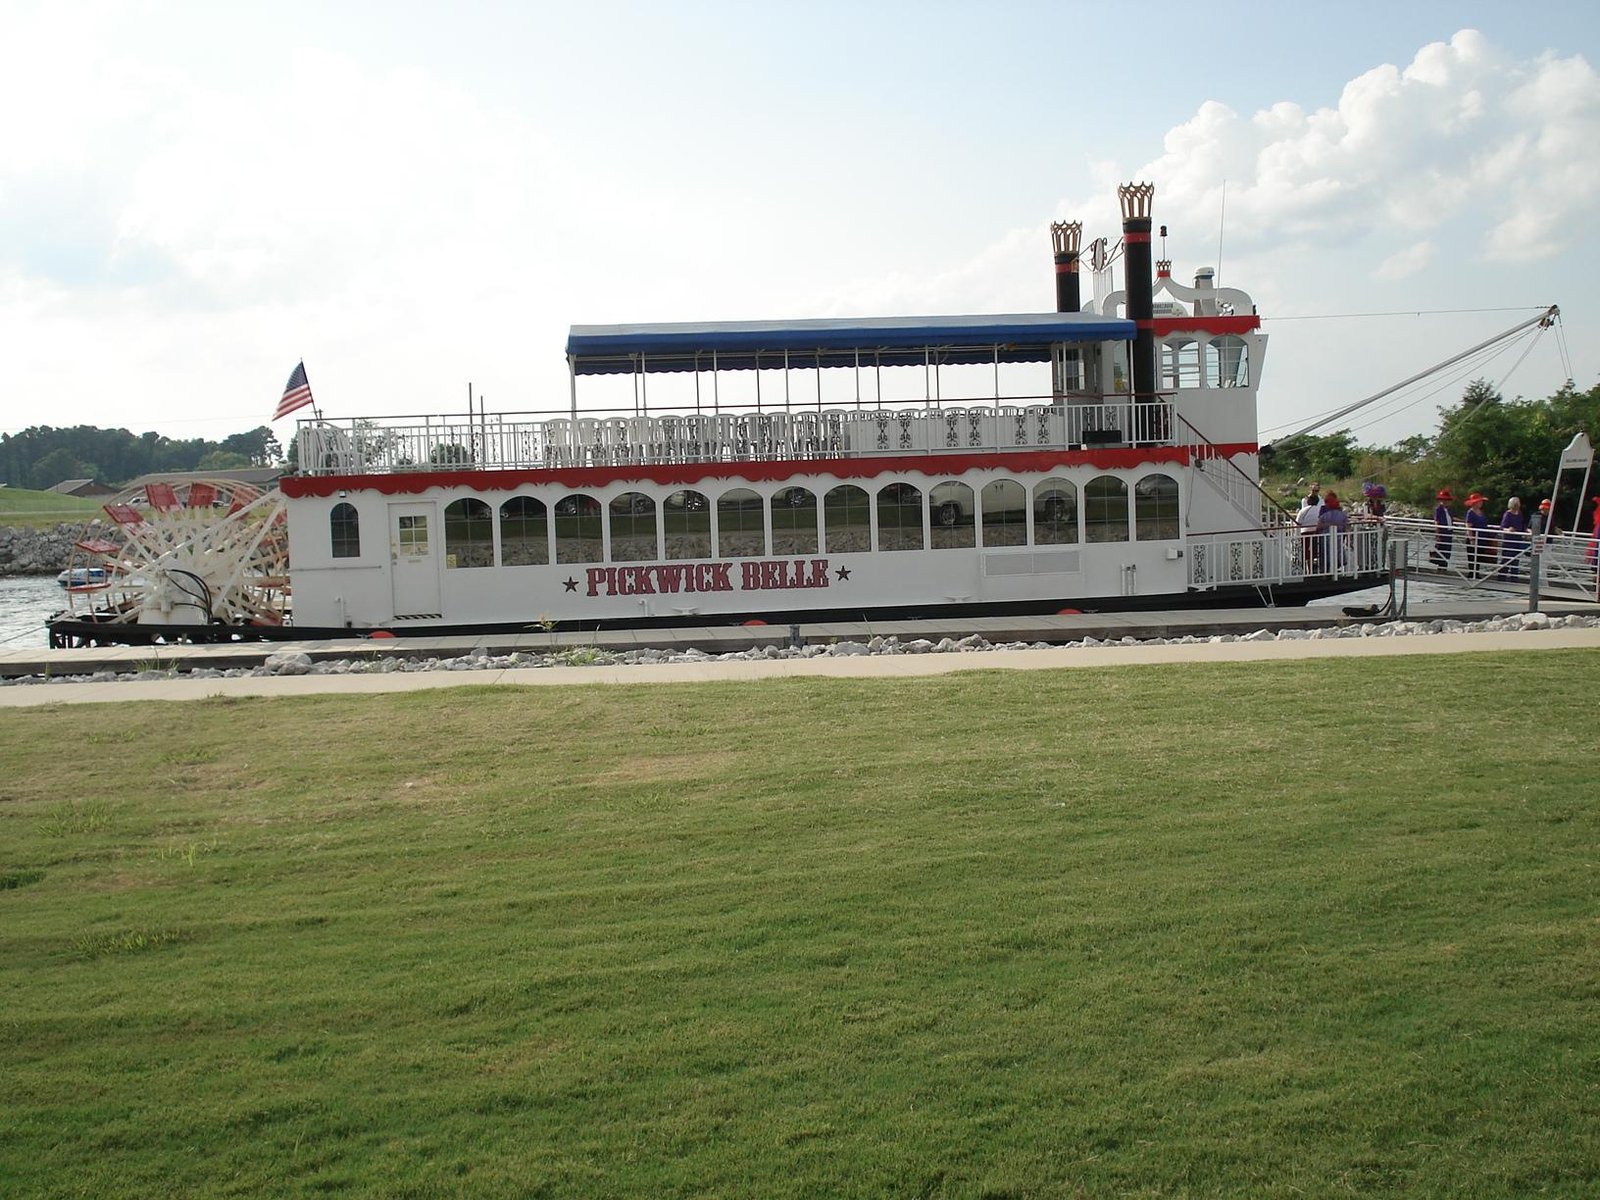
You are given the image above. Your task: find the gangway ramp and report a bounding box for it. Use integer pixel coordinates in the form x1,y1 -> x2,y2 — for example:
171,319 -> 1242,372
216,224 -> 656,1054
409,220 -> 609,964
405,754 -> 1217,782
1383,517 -> 1597,603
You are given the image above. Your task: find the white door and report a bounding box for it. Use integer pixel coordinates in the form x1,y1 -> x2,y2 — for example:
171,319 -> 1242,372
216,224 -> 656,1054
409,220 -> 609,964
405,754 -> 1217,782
389,502 -> 441,618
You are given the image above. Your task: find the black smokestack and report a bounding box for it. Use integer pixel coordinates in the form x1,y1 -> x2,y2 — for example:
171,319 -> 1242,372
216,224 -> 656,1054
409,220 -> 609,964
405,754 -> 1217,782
1050,221 -> 1083,397
1119,182 -> 1156,400
1051,221 -> 1082,313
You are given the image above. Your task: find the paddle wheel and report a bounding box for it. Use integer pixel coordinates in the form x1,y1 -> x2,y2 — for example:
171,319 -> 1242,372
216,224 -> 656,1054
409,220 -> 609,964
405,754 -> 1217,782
56,479 -> 290,641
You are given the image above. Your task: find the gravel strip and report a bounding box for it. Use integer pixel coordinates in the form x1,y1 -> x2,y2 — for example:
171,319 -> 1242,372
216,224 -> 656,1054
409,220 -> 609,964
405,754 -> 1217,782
4,611 -> 1595,687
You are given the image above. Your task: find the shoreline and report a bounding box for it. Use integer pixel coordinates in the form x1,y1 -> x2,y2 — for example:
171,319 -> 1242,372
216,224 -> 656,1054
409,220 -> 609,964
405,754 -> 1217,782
2,612 -> 1595,707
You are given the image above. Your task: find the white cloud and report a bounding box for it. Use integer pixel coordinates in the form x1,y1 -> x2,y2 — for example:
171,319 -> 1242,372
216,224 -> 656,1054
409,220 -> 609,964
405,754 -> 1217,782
1,16 -> 1592,448
1130,30 -> 1600,263
1376,241 -> 1437,279
814,30 -> 1600,323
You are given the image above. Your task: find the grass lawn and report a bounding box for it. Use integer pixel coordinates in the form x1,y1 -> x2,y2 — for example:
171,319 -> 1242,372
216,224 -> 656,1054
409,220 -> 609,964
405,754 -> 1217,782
2,651 -> 1597,1198
0,486 -> 106,529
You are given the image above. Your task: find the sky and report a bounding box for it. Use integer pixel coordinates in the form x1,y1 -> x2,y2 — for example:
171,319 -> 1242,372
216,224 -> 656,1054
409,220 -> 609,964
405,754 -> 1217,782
2,0 -> 1597,452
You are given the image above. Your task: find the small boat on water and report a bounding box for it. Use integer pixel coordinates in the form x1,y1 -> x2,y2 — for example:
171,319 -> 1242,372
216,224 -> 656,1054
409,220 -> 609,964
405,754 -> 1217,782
56,566 -> 108,589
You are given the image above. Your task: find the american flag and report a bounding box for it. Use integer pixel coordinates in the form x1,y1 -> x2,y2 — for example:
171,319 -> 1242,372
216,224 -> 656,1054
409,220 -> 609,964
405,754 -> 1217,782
274,361 -> 314,421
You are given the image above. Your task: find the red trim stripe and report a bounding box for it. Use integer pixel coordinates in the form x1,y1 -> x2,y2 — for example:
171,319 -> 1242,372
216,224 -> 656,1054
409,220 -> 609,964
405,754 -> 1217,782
1124,231 -> 1151,244
280,443 -> 1261,499
1151,315 -> 1261,335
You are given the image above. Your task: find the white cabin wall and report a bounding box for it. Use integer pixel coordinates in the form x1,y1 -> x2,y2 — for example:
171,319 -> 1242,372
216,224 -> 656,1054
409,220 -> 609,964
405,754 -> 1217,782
287,492 -> 395,628
283,460 -> 1196,629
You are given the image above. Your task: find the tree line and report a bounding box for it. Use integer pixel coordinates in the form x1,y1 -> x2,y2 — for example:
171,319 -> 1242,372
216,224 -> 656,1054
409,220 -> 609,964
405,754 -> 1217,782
0,425 -> 282,491
1260,377 -> 1599,526
4,378 -> 1595,525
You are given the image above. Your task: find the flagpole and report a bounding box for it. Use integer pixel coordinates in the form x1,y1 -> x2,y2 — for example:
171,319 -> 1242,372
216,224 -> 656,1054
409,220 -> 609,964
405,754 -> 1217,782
304,359 -> 321,423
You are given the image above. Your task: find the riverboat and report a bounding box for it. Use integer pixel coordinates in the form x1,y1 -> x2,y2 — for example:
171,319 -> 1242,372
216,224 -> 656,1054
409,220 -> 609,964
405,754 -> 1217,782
49,183 -> 1389,646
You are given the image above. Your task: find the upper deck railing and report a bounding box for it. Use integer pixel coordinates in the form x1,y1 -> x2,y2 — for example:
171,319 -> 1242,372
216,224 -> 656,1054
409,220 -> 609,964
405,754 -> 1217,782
295,395 -> 1183,476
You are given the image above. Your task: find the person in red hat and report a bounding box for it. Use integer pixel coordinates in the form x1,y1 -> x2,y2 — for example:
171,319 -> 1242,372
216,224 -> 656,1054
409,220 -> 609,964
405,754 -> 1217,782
1318,490 -> 1350,569
1431,489 -> 1455,568
1464,492 -> 1489,577
1529,497 -> 1558,542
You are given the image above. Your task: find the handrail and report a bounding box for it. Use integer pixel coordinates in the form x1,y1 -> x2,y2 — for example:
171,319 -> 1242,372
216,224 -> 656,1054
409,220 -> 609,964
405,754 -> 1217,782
1176,412 -> 1294,529
1188,525 -> 1387,589
294,399 -> 1182,476
1380,516 -> 1598,597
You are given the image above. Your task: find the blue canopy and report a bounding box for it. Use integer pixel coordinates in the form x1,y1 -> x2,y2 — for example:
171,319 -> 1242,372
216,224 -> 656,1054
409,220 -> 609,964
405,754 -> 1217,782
566,312 -> 1133,375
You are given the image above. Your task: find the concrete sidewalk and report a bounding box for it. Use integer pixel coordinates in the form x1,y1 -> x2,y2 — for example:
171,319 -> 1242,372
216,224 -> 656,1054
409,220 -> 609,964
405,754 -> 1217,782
2,627 -> 1595,708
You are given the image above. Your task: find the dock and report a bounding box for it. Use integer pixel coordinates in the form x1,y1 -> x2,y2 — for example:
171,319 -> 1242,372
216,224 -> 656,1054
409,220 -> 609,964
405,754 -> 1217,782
5,596 -> 1596,680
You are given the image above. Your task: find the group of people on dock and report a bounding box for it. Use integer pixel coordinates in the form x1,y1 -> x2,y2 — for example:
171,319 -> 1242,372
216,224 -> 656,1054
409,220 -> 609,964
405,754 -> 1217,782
1294,482 -> 1374,572
1431,489 -> 1554,579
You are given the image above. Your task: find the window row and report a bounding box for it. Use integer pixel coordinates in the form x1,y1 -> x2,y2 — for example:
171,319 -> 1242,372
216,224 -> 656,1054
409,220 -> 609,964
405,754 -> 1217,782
333,476 -> 1182,568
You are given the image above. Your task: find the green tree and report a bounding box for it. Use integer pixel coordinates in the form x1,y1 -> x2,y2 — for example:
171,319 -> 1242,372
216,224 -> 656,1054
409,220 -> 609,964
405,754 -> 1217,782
29,447 -> 90,490
221,427 -> 283,466
1432,378 -> 1599,510
197,450 -> 253,472
1260,431 -> 1357,481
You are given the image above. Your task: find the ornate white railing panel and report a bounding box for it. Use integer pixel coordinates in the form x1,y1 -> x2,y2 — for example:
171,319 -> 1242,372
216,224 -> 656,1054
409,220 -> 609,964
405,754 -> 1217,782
295,400 -> 1179,476
1189,526 -> 1386,589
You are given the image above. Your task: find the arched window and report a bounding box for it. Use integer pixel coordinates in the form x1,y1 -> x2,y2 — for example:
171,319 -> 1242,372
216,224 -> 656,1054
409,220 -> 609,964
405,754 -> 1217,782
554,493 -> 602,564
444,498 -> 492,568
1135,473 -> 1180,540
717,488 -> 765,557
330,502 -> 360,558
772,486 -> 818,556
1033,478 -> 1078,545
824,484 -> 870,554
1160,339 -> 1201,390
610,492 -> 658,562
1084,475 -> 1129,543
1204,336 -> 1250,388
876,483 -> 923,551
930,481 -> 975,550
498,497 -> 547,566
664,490 -> 711,560
981,479 -> 1026,547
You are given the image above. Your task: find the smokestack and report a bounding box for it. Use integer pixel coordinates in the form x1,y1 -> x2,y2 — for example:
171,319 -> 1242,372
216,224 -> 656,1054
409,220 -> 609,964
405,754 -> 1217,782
1050,222 -> 1083,397
1050,221 -> 1082,313
1119,182 -> 1157,400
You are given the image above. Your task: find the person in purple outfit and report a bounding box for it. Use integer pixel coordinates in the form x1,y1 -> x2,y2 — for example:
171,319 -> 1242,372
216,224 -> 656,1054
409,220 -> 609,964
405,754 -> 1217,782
1431,489 -> 1454,568
1464,492 -> 1490,577
1361,482 -> 1387,521
1499,497 -> 1526,580
1318,490 -> 1350,569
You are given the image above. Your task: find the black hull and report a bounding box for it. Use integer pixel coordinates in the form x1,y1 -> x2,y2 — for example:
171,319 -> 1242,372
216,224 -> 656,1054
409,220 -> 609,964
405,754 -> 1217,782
47,573 -> 1387,648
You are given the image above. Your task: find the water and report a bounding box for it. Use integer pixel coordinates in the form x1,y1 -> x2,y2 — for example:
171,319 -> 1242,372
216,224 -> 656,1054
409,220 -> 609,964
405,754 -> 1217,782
0,575 -> 66,648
